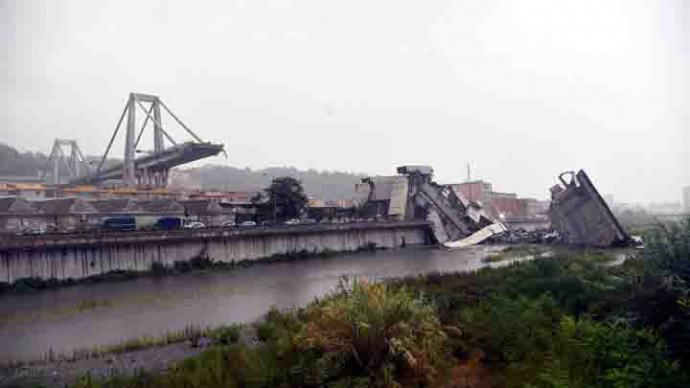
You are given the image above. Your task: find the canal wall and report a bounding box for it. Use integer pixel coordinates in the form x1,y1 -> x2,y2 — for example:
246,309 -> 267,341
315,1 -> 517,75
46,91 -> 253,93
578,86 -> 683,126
0,222 -> 431,283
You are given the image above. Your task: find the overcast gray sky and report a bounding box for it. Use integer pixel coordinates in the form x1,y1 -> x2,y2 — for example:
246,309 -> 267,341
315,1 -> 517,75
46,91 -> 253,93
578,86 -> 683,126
2,0 -> 688,203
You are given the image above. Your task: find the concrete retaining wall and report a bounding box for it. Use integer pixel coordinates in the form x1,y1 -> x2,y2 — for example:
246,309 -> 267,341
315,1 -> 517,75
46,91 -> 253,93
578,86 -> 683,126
0,222 -> 430,283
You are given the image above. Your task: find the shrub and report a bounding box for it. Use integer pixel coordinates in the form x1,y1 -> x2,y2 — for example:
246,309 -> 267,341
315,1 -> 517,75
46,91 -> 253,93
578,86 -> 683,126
189,257 -> 214,270
173,260 -> 192,272
539,316 -> 682,387
295,279 -> 450,386
645,217 -> 690,284
212,324 -> 241,345
149,261 -> 167,276
458,295 -> 560,363
256,307 -> 301,344
630,217 -> 690,366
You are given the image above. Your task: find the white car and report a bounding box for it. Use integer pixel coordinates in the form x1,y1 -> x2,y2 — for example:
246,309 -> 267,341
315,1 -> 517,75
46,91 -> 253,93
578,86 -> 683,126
221,221 -> 236,228
184,221 -> 206,230
284,219 -> 300,225
239,221 -> 257,227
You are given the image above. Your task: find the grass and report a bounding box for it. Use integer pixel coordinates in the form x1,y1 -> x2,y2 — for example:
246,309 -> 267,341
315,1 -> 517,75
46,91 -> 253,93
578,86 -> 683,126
481,244 -> 547,263
20,219 -> 690,386
70,239 -> 690,386
0,323 -> 243,370
70,279 -> 454,387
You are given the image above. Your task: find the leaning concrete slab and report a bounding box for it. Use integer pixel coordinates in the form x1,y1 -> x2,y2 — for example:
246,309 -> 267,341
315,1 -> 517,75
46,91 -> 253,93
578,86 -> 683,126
443,222 -> 508,249
549,170 -> 630,247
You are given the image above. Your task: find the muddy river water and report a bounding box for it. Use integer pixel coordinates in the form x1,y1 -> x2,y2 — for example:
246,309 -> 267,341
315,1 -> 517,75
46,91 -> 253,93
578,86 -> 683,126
0,245 -> 508,362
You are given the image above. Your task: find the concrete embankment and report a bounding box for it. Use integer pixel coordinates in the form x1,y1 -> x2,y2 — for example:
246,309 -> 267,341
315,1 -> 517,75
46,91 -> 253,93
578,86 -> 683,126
0,222 -> 431,283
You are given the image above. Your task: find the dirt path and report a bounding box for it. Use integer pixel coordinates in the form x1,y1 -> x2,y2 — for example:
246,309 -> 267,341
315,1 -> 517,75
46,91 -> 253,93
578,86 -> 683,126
0,342 -> 204,387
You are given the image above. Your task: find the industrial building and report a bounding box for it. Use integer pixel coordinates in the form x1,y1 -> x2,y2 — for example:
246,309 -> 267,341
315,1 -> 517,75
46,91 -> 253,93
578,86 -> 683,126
448,180 -> 549,222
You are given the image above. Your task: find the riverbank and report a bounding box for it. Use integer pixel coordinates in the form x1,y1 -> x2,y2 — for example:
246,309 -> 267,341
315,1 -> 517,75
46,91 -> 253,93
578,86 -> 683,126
0,322 -> 252,386
0,244 -> 531,386
2,242 -> 652,381
75,235 -> 690,387
54,243 -> 679,387
0,244 -> 511,364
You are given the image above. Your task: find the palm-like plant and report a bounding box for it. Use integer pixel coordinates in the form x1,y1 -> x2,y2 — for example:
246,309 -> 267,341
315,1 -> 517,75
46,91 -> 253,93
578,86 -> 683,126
295,279 -> 448,385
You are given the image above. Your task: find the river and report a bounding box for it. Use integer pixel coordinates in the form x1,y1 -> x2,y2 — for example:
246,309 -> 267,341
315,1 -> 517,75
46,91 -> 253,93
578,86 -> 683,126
0,245 -> 508,362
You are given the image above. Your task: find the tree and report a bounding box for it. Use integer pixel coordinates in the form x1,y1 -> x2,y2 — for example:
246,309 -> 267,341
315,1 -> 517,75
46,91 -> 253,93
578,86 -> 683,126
263,176 -> 308,221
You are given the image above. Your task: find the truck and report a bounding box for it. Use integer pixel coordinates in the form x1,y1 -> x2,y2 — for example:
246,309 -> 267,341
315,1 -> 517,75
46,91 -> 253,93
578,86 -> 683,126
101,216 -> 183,231
101,216 -> 136,231
155,217 -> 183,231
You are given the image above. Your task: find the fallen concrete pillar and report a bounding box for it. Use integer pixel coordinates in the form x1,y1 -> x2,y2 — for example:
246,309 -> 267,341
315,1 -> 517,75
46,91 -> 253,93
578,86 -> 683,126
549,170 -> 630,247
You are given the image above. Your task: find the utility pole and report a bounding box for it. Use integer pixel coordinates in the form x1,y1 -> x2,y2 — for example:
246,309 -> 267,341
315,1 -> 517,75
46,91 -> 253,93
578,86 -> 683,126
466,163 -> 471,182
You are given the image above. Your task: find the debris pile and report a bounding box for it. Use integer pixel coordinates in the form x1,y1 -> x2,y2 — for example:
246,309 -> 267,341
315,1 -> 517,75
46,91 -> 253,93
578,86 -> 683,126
356,166 -> 505,245
357,167 -> 631,248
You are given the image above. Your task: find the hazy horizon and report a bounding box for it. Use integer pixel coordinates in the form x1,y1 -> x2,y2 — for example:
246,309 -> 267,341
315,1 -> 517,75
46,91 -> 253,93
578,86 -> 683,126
2,0 -> 688,203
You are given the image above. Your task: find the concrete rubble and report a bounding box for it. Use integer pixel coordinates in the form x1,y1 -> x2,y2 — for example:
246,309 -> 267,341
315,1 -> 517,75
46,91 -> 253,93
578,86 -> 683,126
357,166 -> 633,248
548,170 -> 630,247
356,166 -> 507,246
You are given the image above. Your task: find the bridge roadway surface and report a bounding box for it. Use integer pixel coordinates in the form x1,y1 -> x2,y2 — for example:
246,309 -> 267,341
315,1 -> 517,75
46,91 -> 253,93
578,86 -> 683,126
0,221 -> 432,251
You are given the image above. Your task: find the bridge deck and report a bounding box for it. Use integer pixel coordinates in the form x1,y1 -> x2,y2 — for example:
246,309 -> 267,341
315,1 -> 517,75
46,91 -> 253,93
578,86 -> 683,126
70,142 -> 223,184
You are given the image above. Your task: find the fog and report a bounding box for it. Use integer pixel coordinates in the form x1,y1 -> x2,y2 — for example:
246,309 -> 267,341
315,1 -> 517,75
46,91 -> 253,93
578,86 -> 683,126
1,0 -> 688,202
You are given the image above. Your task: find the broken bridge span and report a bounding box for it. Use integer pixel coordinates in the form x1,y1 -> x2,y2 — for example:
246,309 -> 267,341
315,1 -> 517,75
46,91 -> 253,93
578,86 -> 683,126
65,92 -> 224,188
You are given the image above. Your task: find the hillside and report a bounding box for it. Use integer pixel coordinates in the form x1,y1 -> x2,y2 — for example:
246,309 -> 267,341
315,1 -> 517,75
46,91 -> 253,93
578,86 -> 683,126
0,143 -> 364,200
180,165 -> 364,200
0,143 -> 48,178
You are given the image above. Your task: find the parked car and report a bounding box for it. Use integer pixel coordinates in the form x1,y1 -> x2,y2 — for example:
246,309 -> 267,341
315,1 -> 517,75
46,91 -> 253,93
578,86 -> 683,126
184,221 -> 206,230
284,218 -> 300,225
17,224 -> 46,236
300,218 -> 317,225
239,221 -> 257,227
221,220 -> 236,228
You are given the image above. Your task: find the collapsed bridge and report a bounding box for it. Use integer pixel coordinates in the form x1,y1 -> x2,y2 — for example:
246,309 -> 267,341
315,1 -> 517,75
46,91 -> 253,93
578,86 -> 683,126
357,166 -> 632,248
549,170 -> 631,247
66,93 -> 224,188
356,166 -> 501,245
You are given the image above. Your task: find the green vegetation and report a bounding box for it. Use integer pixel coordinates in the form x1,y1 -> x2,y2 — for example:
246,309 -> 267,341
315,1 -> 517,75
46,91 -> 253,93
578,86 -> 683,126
75,325 -> 208,358
481,244 -> 546,263
252,176 -> 309,221
2,324 -> 243,369
72,217 -> 690,387
74,281 -> 451,387
0,270 -> 141,294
